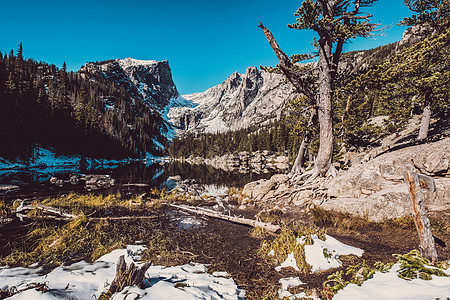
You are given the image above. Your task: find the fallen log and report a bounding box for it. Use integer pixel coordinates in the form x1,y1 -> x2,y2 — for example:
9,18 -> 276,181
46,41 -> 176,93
15,201 -> 159,222
90,215 -> 159,221
121,183 -> 150,187
403,164 -> 438,264
169,203 -> 281,233
16,203 -> 77,220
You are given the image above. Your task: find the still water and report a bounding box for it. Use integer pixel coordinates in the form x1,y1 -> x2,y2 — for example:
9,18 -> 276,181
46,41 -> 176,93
0,159 -> 275,198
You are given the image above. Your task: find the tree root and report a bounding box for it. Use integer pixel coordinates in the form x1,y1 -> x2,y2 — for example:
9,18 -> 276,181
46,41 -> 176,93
291,165 -> 339,186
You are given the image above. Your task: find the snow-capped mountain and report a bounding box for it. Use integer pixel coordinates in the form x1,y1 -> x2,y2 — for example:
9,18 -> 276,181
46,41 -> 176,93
168,66 -> 296,134
80,58 -> 185,112
80,59 -> 296,138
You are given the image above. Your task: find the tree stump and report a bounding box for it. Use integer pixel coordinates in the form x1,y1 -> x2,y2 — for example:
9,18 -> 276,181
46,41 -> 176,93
403,164 -> 438,264
100,255 -> 152,299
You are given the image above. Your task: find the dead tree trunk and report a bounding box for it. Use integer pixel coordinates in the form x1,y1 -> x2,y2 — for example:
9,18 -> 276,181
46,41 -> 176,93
418,105 -> 431,141
403,165 -> 438,264
291,108 -> 316,174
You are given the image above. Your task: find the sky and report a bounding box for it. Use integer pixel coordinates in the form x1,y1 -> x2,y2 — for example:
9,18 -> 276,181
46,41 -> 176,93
0,0 -> 413,95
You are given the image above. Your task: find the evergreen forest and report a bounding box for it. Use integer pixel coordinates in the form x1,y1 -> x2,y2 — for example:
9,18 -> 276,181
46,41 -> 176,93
0,45 -> 168,162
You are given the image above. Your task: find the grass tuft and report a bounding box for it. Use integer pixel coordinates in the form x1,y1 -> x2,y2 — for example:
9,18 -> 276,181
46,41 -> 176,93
260,225 -> 327,274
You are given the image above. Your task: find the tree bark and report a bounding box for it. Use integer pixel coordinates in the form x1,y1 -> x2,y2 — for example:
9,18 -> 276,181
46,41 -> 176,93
418,105 -> 431,140
315,34 -> 334,175
403,165 -> 438,264
258,22 -> 334,177
291,108 -> 316,174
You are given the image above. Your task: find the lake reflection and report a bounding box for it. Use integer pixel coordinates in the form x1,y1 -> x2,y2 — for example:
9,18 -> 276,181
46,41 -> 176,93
0,160 -> 276,196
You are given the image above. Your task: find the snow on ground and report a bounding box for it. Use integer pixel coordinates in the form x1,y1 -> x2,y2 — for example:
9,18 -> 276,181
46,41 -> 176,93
274,234 -> 363,274
334,263 -> 450,300
0,245 -> 244,300
278,277 -> 306,299
0,148 -> 133,172
276,252 -> 300,272
304,234 -> 364,273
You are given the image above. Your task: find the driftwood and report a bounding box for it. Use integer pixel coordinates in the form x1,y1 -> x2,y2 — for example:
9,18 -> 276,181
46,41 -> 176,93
14,200 -> 158,222
121,183 -> 150,187
169,204 -> 281,233
16,203 -> 77,220
403,164 -> 438,264
90,215 -> 159,221
100,255 -> 152,299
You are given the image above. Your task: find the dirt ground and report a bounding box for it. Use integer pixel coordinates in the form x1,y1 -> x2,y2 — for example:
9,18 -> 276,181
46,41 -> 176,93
1,192 -> 449,299
143,206 -> 450,299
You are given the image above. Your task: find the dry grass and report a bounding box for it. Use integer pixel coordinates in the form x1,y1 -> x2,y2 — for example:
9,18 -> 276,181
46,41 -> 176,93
256,208 -> 285,225
40,192 -> 128,215
250,226 -> 271,239
311,206 -> 375,231
1,215 -> 127,268
1,192 -> 167,269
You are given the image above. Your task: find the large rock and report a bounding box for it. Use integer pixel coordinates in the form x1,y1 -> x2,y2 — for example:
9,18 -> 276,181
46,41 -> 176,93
328,138 -> 450,198
242,174 -> 289,200
323,138 -> 450,221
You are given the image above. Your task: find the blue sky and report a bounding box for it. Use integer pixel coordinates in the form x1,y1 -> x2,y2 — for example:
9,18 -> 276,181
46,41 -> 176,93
0,0 -> 412,94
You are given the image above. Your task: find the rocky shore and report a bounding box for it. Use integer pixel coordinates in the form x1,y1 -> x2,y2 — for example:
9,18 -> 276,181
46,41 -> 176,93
174,151 -> 290,173
240,137 -> 450,222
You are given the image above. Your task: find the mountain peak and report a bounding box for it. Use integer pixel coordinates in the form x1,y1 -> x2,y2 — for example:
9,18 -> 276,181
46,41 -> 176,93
117,57 -> 162,68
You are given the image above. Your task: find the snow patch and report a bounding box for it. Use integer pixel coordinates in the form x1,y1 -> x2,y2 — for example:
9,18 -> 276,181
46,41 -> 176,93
275,252 -> 300,272
304,235 -> 364,273
0,245 -> 245,300
278,277 -> 306,298
334,263 -> 450,300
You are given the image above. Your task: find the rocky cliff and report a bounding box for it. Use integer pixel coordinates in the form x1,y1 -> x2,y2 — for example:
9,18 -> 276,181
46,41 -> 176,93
241,137 -> 450,222
80,58 -> 184,112
168,66 -> 295,134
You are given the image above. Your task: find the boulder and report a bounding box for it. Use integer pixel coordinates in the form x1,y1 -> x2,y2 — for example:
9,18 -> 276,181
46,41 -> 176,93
242,174 -> 289,201
321,184 -> 411,222
323,138 -> 450,221
328,138 -> 450,198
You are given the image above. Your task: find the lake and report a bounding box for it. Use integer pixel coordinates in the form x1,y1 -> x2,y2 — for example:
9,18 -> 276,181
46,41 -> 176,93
0,159 -> 276,200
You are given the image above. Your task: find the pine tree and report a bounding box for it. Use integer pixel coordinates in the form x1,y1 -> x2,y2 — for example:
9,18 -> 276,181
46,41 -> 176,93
399,0 -> 450,139
399,0 -> 450,34
259,0 -> 379,178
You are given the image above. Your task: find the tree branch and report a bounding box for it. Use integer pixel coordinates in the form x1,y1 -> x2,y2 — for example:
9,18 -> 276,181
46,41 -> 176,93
258,21 -> 315,100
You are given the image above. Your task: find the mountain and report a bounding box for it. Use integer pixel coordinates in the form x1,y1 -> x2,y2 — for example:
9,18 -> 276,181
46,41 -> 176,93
0,53 -> 182,161
167,26 -> 426,137
80,58 -> 180,112
168,66 -> 296,134
80,58 -> 196,139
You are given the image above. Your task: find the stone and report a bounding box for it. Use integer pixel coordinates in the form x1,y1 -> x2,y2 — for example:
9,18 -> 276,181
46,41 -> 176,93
321,184 -> 411,222
273,183 -> 289,197
322,138 -> 450,221
292,190 -> 314,207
